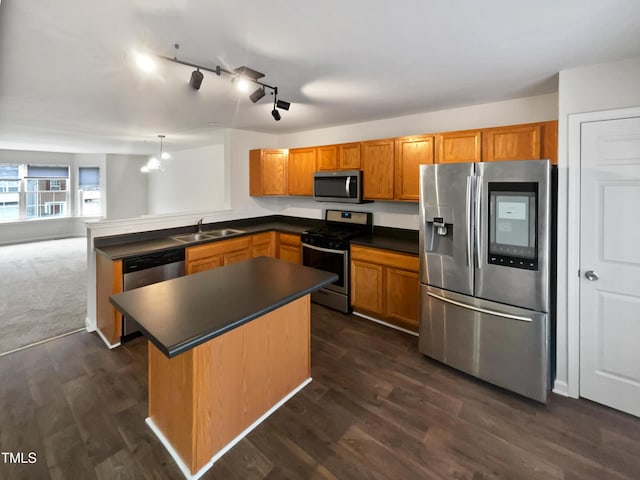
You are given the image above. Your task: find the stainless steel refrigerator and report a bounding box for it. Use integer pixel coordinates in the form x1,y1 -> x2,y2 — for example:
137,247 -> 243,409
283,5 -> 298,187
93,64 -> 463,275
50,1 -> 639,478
418,159 -> 553,403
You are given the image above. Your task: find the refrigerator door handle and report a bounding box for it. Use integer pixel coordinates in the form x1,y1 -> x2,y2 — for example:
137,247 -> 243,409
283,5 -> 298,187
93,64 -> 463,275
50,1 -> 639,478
466,176 -> 472,266
426,291 -> 533,323
475,176 -> 483,268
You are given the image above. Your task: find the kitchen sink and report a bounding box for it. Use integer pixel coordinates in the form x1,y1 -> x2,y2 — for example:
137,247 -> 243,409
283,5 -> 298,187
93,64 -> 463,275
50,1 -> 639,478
204,228 -> 245,237
171,233 -> 214,243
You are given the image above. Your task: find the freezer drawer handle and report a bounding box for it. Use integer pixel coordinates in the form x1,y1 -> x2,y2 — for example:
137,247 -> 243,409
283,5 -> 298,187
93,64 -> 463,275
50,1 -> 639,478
426,291 -> 533,322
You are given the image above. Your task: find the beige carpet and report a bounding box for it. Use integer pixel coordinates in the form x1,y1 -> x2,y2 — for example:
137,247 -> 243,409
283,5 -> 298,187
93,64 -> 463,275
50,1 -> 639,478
0,237 -> 87,355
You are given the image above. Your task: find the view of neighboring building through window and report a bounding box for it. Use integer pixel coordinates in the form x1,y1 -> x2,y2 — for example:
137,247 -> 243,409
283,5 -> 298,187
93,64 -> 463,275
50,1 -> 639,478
78,166 -> 101,216
26,165 -> 70,219
0,164 -> 20,221
0,163 -> 73,222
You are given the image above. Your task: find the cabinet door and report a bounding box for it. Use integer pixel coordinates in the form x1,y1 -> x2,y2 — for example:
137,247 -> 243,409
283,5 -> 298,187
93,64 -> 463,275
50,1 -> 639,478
435,131 -> 482,164
483,124 -> 541,162
394,135 -> 434,201
362,139 -> 395,200
317,145 -> 338,171
385,267 -> 420,332
187,255 -> 222,275
288,148 -> 316,196
223,249 -> 252,266
338,143 -> 361,170
249,149 -> 287,196
350,260 -> 384,315
279,244 -> 301,264
252,232 -> 276,258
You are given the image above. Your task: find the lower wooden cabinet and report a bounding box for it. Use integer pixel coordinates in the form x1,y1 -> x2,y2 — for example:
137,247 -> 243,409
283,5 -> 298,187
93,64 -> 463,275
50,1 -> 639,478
186,236 -> 252,275
350,245 -> 419,333
96,253 -> 123,345
350,260 -> 384,314
277,233 -> 301,264
251,232 -> 276,258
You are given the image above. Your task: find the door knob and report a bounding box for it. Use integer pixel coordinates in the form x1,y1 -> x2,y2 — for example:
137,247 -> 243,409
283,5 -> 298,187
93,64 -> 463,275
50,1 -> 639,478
584,270 -> 599,281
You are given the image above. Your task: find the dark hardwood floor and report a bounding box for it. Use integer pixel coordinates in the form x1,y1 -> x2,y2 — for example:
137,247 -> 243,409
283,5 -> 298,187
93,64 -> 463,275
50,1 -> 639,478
1,305 -> 640,479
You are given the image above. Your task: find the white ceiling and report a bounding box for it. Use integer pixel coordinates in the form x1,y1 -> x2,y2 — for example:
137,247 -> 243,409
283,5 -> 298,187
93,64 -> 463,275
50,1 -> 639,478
1,0 -> 640,155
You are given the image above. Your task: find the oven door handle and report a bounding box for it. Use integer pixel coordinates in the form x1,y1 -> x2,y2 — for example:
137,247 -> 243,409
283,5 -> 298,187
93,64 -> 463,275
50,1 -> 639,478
301,243 -> 347,255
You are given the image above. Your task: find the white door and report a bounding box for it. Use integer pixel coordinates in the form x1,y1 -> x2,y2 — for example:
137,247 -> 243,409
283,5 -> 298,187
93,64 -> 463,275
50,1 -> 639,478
580,116 -> 640,417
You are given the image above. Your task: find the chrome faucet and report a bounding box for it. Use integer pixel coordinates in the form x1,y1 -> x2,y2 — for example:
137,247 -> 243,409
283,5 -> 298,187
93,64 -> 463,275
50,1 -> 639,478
197,218 -> 203,234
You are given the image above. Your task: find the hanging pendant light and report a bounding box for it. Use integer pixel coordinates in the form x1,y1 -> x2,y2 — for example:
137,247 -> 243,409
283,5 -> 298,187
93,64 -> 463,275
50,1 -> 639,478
141,134 -> 170,172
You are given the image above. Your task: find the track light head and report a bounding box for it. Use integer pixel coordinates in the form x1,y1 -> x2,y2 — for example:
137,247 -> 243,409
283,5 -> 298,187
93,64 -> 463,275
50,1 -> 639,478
189,69 -> 203,90
271,108 -> 281,121
249,87 -> 266,103
276,99 -> 290,111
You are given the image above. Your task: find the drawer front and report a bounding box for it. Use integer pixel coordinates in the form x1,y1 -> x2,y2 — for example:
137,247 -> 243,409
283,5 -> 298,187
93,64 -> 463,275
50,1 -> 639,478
351,245 -> 418,272
279,233 -> 301,246
187,236 -> 252,262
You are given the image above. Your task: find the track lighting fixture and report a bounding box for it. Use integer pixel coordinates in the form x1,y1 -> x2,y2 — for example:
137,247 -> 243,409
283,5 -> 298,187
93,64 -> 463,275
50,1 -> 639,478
189,69 -> 203,90
155,44 -> 291,122
276,99 -> 290,111
249,87 -> 266,103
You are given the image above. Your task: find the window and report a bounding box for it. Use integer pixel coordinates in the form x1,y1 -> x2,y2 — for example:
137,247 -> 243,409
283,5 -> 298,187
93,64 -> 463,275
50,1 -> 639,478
0,164 -> 20,221
78,166 -> 101,216
25,165 -> 70,219
0,163 -> 71,222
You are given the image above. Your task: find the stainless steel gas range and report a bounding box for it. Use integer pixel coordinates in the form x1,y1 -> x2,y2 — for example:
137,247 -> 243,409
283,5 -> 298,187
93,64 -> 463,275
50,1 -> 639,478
301,210 -> 372,313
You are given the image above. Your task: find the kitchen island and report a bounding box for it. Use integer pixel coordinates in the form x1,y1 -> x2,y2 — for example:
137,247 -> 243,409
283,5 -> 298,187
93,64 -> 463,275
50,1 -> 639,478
109,256 -> 337,479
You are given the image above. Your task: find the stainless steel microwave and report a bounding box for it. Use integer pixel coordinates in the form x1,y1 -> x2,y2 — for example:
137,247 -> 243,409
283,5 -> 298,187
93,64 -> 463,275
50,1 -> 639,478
313,170 -> 366,203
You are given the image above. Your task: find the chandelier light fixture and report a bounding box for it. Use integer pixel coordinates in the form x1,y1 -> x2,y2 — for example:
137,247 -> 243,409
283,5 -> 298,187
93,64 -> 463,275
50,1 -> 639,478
154,44 -> 291,122
141,134 -> 170,173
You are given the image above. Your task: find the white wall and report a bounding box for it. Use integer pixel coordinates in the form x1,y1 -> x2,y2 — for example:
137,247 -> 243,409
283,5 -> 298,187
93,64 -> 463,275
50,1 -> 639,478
105,154 -> 149,220
262,93 -> 560,229
147,144 -> 226,215
555,56 -> 640,396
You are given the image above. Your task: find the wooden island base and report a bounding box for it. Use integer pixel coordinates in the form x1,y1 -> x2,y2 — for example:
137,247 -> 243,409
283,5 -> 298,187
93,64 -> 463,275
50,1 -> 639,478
146,295 -> 311,479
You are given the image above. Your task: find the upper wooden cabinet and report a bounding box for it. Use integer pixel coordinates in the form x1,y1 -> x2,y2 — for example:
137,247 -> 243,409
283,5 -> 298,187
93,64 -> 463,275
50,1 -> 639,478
338,143 -> 361,170
249,149 -> 288,196
250,120 -> 559,199
482,121 -> 558,164
317,145 -> 339,171
435,130 -> 482,164
362,139 -> 395,200
287,147 -> 316,196
394,135 -> 434,201
483,124 -> 541,162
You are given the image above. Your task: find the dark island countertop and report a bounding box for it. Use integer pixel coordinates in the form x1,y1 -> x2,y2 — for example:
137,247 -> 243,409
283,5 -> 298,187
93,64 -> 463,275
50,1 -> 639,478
109,256 -> 338,358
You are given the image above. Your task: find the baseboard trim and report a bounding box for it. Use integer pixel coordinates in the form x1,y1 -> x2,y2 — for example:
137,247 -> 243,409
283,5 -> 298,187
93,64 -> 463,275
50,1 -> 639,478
147,377 -> 312,480
352,311 -> 419,337
552,379 -> 570,397
0,327 -> 85,357
95,326 -> 121,350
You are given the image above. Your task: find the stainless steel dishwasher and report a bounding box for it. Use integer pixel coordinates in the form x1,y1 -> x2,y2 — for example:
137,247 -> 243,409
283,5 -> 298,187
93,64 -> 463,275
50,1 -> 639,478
122,248 -> 185,341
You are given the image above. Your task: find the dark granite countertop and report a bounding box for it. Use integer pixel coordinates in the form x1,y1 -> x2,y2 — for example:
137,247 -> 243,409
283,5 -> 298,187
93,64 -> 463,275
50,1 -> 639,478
350,226 -> 419,255
109,256 -> 337,358
94,216 -> 322,260
94,214 -> 419,260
